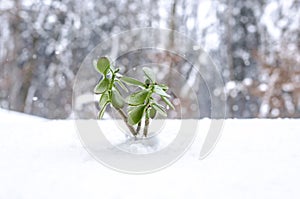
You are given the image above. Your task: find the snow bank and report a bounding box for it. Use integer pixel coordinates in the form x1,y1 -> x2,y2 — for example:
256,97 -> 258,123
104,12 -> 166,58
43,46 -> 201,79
0,109 -> 46,122
0,109 -> 300,199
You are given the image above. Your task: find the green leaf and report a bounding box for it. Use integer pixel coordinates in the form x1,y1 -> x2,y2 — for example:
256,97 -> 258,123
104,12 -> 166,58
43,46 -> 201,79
96,57 -> 110,74
143,67 -> 155,82
115,79 -> 128,92
148,107 -> 157,119
126,90 -> 149,106
145,109 -> 150,119
99,92 -> 110,108
114,68 -> 120,73
154,85 -> 170,97
161,96 -> 175,110
145,79 -> 150,86
128,105 -> 146,125
111,88 -> 124,108
113,84 -> 122,94
152,103 -> 167,117
120,76 -> 145,87
98,102 -> 109,119
127,106 -> 135,113
94,78 -> 109,94
159,84 -> 169,91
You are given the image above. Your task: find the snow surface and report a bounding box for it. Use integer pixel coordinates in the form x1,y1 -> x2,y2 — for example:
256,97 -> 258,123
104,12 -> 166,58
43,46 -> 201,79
1,109 -> 300,199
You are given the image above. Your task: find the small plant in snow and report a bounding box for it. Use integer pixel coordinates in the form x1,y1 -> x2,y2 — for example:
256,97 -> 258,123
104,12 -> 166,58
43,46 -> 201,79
94,57 -> 174,138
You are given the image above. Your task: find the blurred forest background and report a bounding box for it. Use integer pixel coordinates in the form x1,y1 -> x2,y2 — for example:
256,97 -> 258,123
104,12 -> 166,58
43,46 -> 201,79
0,0 -> 299,119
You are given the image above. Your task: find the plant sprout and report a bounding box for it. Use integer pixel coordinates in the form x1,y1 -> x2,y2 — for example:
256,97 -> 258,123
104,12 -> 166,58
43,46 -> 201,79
94,57 -> 174,138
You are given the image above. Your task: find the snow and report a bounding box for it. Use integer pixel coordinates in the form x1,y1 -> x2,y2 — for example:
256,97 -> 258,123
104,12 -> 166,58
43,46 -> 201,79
243,77 -> 253,86
0,0 -> 14,10
95,119 -> 180,155
261,1 -> 281,40
258,83 -> 269,92
1,109 -> 300,199
225,81 -> 236,90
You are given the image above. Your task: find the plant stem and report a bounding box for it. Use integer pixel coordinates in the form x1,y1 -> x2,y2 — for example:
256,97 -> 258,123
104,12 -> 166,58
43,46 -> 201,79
136,122 -> 141,135
143,117 -> 150,137
115,107 -> 137,136
143,94 -> 152,137
108,69 -> 116,98
109,69 -> 136,137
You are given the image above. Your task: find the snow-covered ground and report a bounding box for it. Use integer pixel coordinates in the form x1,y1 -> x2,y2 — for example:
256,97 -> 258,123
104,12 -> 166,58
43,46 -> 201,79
1,109 -> 300,199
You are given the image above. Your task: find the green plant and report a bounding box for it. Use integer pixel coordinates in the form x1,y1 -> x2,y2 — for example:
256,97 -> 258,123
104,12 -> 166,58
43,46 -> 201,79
94,57 -> 174,137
